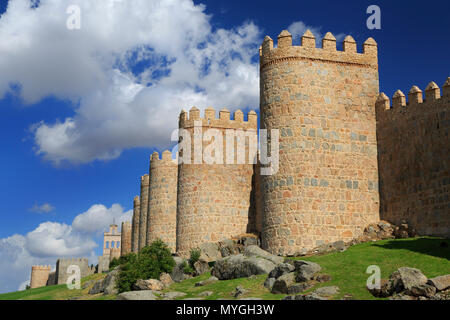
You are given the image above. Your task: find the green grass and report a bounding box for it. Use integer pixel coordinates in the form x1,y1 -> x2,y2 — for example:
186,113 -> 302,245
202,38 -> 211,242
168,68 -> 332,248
164,273 -> 286,300
1,237 -> 448,300
165,237 -> 450,300
289,236 -> 450,300
0,273 -> 110,300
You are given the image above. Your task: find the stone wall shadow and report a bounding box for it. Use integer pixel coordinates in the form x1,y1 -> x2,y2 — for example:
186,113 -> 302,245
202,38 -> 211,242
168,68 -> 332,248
373,237 -> 450,260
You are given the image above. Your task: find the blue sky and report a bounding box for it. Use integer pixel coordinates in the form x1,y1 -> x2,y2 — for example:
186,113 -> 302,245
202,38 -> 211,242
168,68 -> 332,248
0,0 -> 448,293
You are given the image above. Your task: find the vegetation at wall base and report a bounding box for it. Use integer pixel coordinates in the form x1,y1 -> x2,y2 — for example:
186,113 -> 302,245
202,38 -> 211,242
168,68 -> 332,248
116,239 -> 175,293
0,237 -> 448,300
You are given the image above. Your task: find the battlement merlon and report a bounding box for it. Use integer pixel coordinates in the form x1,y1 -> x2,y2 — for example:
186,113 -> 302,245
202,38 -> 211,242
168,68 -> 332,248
133,195 -> 140,207
32,265 -> 52,270
140,174 -> 150,186
376,78 -> 450,119
150,150 -> 177,167
376,78 -> 449,110
260,30 -> 378,70
179,107 -> 258,130
56,257 -> 88,264
122,221 -> 131,227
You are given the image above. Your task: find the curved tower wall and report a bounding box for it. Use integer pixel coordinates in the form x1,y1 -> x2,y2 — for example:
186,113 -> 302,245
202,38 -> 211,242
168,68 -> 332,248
30,265 -> 51,289
109,248 -> 121,262
120,221 -> 132,256
131,195 -> 140,253
176,107 -> 258,256
260,30 -> 380,255
146,150 -> 178,252
138,174 -> 150,251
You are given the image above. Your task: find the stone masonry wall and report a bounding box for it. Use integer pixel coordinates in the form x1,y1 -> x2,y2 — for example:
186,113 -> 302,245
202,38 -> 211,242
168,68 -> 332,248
260,30 -> 380,255
109,248 -> 121,262
146,150 -> 178,252
138,174 -> 150,251
176,107 -> 258,256
121,221 -> 132,256
376,78 -> 450,237
248,161 -> 263,235
131,195 -> 140,253
55,258 -> 89,285
30,265 -> 51,289
98,256 -> 110,273
47,271 -> 56,286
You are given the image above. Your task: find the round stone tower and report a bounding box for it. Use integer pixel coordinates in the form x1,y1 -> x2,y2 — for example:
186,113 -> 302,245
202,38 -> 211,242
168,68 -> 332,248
131,195 -> 140,253
30,265 -> 51,289
146,150 -> 178,252
138,174 -> 150,251
260,30 -> 380,255
120,221 -> 132,256
176,106 -> 258,256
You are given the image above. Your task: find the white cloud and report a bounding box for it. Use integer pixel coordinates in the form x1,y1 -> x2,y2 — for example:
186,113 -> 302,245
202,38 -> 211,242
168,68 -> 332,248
72,203 -> 132,234
29,203 -> 55,214
25,222 -> 97,258
0,203 -> 130,293
288,20 -> 346,46
0,0 -> 261,165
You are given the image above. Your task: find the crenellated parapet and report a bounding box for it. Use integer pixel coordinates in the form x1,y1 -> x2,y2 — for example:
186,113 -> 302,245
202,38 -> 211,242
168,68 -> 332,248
260,29 -> 380,255
176,107 -> 258,257
150,150 -> 177,168
376,78 -> 450,116
57,258 -> 88,264
179,106 -> 257,130
260,29 -> 378,72
125,23 -> 450,256
31,265 -> 51,270
376,77 -> 450,238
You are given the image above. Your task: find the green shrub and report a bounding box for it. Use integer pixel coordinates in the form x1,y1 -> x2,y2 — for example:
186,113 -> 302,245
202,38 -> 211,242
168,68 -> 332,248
109,253 -> 138,271
181,260 -> 194,275
109,257 -> 119,270
116,240 -> 175,293
188,248 -> 201,268
118,253 -> 137,265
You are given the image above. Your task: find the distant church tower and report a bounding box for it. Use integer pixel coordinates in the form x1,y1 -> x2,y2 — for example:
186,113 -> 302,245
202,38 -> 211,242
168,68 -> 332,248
103,223 -> 121,259
98,223 -> 122,273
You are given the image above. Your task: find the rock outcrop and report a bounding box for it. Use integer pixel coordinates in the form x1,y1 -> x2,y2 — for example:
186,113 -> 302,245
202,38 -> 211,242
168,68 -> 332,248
211,246 -> 282,280
133,279 -> 164,291
265,260 -> 324,295
117,290 -> 159,300
88,268 -> 119,296
368,267 -> 450,300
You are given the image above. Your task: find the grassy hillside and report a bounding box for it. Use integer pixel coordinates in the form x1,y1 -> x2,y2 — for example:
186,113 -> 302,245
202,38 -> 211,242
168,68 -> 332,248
290,236 -> 450,300
0,273 -> 113,300
1,237 -> 448,300
164,237 -> 450,300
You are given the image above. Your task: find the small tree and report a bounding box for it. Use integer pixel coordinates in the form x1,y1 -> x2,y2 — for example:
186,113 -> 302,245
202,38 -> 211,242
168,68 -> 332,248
116,240 -> 175,293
